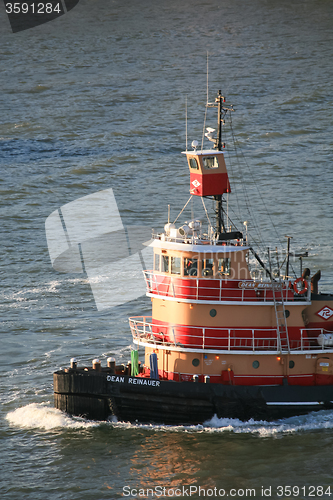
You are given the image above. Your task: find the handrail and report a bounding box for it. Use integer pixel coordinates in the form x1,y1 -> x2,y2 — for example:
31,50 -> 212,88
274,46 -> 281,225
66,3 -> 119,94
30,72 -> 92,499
129,317 -> 333,353
143,271 -> 309,304
151,232 -> 247,246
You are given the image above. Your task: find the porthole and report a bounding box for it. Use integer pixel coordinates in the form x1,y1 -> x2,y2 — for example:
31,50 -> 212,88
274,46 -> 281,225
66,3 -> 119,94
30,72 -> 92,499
252,360 -> 260,369
210,309 -> 217,317
289,360 -> 295,369
285,310 -> 290,318
192,358 -> 200,367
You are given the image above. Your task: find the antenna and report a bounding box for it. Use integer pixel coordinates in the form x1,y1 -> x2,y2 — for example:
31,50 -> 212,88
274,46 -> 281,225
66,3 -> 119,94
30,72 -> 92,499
206,51 -> 209,104
185,95 -> 188,151
201,54 -> 209,151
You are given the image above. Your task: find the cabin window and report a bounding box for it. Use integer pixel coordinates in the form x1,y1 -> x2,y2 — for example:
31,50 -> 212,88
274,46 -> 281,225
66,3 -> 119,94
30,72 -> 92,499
202,258 -> 214,277
161,255 -> 169,273
154,253 -> 160,271
184,257 -> 198,277
218,257 -> 231,276
203,156 -> 219,169
189,158 -> 199,170
170,256 -> 181,275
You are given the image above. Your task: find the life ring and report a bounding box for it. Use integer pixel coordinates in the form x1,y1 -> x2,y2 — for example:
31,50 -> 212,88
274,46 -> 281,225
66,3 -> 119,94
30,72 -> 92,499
251,269 -> 262,281
293,277 -> 309,295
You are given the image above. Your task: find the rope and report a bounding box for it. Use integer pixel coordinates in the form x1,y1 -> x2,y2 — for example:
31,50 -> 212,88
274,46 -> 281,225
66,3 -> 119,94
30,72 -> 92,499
173,195 -> 193,224
226,202 -> 263,250
229,113 -> 284,250
224,129 -> 245,230
228,115 -> 266,252
225,113 -> 299,278
201,196 -> 213,234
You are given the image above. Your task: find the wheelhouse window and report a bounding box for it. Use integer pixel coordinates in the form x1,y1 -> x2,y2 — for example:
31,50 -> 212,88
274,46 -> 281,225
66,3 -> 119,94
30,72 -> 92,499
161,255 -> 169,273
189,158 -> 199,170
184,257 -> 198,277
171,256 -> 181,275
218,257 -> 231,276
203,156 -> 219,169
202,258 -> 214,277
154,253 -> 160,271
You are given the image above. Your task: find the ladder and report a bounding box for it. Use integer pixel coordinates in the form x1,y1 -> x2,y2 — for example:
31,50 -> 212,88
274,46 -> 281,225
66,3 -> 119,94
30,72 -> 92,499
268,249 -> 290,353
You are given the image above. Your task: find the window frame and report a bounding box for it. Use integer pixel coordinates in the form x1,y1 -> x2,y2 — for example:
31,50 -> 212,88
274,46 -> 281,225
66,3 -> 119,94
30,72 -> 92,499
154,253 -> 160,272
189,157 -> 199,170
161,255 -> 169,273
170,256 -> 181,275
201,257 -> 214,277
202,156 -> 219,170
217,257 -> 231,276
184,257 -> 198,277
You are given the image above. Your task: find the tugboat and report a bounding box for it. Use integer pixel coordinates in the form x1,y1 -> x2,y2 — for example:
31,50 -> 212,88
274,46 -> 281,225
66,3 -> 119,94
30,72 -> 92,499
53,91 -> 333,424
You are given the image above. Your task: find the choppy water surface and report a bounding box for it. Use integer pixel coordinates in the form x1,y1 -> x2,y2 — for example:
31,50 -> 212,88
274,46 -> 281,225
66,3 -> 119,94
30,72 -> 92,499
1,0 -> 333,498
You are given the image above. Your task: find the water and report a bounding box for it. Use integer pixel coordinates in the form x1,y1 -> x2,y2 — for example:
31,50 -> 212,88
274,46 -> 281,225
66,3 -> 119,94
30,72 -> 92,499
1,0 -> 333,498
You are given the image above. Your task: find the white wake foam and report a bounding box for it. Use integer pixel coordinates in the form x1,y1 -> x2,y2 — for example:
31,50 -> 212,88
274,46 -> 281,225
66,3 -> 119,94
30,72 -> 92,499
203,411 -> 333,436
6,403 -> 100,430
110,410 -> 333,437
6,403 -> 333,436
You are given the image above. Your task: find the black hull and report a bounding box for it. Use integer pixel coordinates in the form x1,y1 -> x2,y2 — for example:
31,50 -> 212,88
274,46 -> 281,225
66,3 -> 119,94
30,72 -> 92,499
54,370 -> 333,424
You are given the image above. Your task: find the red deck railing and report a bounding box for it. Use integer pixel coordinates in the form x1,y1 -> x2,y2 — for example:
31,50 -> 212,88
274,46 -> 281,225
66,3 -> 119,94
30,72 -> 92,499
143,271 -> 308,303
129,316 -> 330,352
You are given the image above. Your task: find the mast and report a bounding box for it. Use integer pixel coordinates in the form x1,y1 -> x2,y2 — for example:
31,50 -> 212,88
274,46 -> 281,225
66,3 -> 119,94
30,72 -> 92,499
185,90 -> 240,241
285,235 -> 292,278
214,90 -> 226,240
216,89 -> 223,151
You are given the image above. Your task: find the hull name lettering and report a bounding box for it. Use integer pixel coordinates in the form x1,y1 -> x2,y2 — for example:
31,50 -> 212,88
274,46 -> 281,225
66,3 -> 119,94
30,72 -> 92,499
107,375 -> 160,387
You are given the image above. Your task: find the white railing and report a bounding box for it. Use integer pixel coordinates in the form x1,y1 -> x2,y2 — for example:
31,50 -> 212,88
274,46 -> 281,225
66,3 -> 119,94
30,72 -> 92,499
143,271 -> 310,304
151,232 -> 247,246
129,317 -> 331,353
